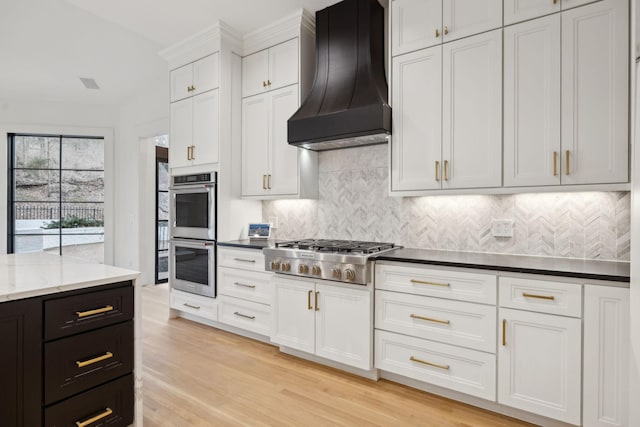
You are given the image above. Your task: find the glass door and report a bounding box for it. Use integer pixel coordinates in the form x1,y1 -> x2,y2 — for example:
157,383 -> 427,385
155,146 -> 169,284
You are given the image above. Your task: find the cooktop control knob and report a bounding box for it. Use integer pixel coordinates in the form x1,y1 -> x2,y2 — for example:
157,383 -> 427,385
311,265 -> 321,275
332,268 -> 342,279
270,261 -> 281,271
345,269 -> 356,281
281,262 -> 291,272
298,264 -> 309,274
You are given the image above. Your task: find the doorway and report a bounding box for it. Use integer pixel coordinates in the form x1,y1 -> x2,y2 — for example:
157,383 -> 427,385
155,145 -> 169,284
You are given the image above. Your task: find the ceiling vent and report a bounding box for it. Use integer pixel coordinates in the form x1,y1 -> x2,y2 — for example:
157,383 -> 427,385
79,77 -> 100,90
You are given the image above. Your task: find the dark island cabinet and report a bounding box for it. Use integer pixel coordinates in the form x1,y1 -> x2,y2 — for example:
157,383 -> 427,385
1,280 -> 135,427
0,296 -> 43,427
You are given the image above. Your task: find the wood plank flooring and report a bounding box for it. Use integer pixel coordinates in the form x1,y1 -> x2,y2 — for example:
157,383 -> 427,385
141,284 -> 534,427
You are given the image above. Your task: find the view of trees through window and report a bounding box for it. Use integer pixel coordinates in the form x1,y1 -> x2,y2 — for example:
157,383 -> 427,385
9,134 -> 105,263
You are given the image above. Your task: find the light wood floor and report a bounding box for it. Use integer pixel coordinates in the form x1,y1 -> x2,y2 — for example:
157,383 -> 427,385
141,284 -> 534,427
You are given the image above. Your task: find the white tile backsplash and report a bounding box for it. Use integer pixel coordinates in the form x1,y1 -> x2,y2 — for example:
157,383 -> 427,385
263,145 -> 630,261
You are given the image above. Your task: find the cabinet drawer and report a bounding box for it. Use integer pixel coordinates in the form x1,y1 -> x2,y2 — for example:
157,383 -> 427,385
44,283 -> 133,341
44,321 -> 133,405
499,276 -> 582,317
218,267 -> 272,304
218,295 -> 271,336
218,247 -> 265,271
170,289 -> 218,321
375,264 -> 497,304
375,290 -> 496,353
375,330 -> 496,401
44,374 -> 134,427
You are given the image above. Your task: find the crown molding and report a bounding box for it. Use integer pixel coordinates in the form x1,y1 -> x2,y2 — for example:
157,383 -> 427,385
242,9 -> 315,56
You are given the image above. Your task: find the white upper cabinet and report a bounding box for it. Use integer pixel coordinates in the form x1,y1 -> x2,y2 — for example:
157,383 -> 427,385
242,38 -> 299,98
170,53 -> 219,102
391,46 -> 442,191
504,0 -> 560,25
561,0 -> 628,185
391,0 -> 501,57
504,15 -> 561,187
442,29 -> 502,189
268,85 -> 301,196
170,98 -> 193,170
242,94 -> 270,197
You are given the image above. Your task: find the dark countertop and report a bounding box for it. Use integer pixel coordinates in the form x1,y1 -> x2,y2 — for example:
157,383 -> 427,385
217,239 -> 287,250
372,248 -> 630,284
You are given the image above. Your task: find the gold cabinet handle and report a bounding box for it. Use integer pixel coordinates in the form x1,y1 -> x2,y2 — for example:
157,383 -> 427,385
307,290 -> 313,310
565,150 -> 570,175
76,408 -> 113,427
191,85 -> 196,92
76,305 -> 114,318
553,0 -> 558,3
262,174 -> 267,190
190,145 -> 195,160
234,311 -> 255,320
502,319 -> 507,346
315,291 -> 320,311
187,85 -> 191,92
234,281 -> 256,289
183,303 -> 200,309
522,292 -> 556,301
444,26 -> 449,35
435,161 -> 440,182
410,313 -> 450,325
76,351 -> 113,368
410,356 -> 449,370
262,81 -> 267,88
267,174 -> 271,189
553,151 -> 558,176
435,28 -> 440,38
267,80 -> 272,87
410,279 -> 450,287
443,160 -> 449,181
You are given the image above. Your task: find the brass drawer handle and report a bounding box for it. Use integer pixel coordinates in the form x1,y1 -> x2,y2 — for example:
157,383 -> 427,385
410,279 -> 450,287
410,314 -> 450,325
502,319 -> 507,346
435,28 -> 440,38
76,305 -> 114,318
267,174 -> 271,189
565,150 -> 570,175
443,160 -> 449,181
435,161 -> 440,182
76,408 -> 113,427
315,291 -> 320,311
234,281 -> 256,289
234,311 -> 255,320
76,351 -> 113,368
522,292 -> 556,301
183,303 -> 200,309
307,290 -> 313,310
410,356 -> 449,370
553,151 -> 558,176
233,258 -> 256,263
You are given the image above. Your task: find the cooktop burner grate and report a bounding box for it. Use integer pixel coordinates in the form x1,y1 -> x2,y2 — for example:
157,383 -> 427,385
275,239 -> 396,255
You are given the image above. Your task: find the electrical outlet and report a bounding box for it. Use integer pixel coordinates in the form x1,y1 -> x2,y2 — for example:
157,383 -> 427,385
491,219 -> 514,238
269,215 -> 279,229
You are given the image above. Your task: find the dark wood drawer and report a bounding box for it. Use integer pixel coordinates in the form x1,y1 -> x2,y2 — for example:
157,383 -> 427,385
44,321 -> 133,405
44,373 -> 134,427
44,283 -> 133,341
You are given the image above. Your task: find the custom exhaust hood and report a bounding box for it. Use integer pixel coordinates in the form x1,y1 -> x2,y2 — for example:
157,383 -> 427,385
287,0 -> 391,151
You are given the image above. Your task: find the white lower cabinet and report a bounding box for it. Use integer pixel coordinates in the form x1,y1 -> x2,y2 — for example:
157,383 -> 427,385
583,285 -> 629,427
272,275 -> 372,370
218,295 -> 271,336
498,307 -> 582,425
170,288 -> 218,322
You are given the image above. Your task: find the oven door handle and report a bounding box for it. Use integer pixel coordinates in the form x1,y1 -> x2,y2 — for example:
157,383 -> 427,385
169,184 -> 215,191
170,238 -> 214,247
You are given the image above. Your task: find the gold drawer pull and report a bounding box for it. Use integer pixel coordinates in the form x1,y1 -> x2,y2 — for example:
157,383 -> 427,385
234,311 -> 255,320
502,319 -> 507,346
410,314 -> 450,325
308,290 -> 313,310
76,408 -> 113,427
234,281 -> 256,289
553,151 -> 558,176
410,356 -> 449,370
565,150 -> 570,175
435,161 -> 440,182
76,305 -> 114,318
410,279 -> 450,287
522,292 -> 555,301
315,291 -> 320,311
76,351 -> 113,368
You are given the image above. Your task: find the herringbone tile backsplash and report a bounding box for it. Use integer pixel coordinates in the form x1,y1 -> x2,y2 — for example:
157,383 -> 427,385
263,145 -> 630,261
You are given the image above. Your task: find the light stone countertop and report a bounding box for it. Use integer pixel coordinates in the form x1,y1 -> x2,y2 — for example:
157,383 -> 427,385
0,252 -> 140,302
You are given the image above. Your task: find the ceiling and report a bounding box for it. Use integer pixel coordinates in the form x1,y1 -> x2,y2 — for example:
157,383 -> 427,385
0,0 -> 341,107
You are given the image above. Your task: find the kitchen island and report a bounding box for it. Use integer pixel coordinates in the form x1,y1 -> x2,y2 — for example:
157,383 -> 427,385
0,253 -> 140,427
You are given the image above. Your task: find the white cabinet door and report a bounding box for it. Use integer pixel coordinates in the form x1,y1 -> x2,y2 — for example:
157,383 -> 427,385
498,308 -> 581,425
170,63 -> 193,103
391,47 -> 442,191
315,283 -> 372,370
391,0 -> 442,56
504,15 -> 561,187
442,29 -> 502,189
242,49 -> 269,98
561,0 -> 628,184
504,0 -> 560,25
242,94 -> 269,196
271,277 -> 315,353
583,285 -> 629,427
268,85 -> 300,196
562,0 -> 600,10
443,0 -> 502,43
169,98 -> 193,169
192,89 -> 219,165
192,52 -> 219,96
269,39 -> 298,91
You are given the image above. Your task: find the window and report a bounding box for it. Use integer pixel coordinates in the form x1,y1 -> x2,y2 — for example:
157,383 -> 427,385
156,145 -> 169,283
8,134 -> 105,263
